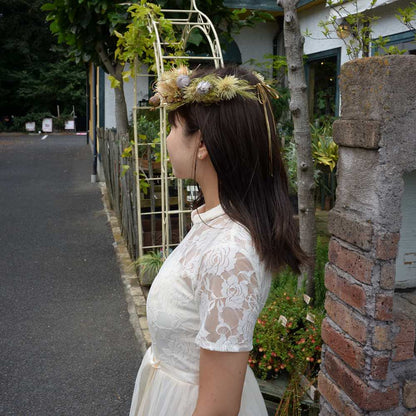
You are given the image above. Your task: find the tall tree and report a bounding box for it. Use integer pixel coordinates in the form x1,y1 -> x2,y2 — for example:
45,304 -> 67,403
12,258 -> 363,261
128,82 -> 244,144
277,0 -> 316,297
42,0 -> 131,134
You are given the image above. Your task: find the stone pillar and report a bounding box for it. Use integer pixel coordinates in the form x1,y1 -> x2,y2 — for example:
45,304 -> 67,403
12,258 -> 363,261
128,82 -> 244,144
318,55 -> 416,415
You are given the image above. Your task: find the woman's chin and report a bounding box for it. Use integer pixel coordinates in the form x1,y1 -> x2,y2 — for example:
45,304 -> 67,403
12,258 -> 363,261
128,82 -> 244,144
172,169 -> 184,179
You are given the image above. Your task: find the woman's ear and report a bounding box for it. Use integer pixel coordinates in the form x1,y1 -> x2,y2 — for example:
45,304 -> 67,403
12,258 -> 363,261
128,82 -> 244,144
197,133 -> 209,160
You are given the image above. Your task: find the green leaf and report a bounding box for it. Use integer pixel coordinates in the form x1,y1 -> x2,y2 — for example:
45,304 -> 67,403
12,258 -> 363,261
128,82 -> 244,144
187,31 -> 203,47
122,145 -> 132,158
109,75 -> 120,89
41,3 -> 56,11
121,164 -> 130,177
122,69 -> 131,83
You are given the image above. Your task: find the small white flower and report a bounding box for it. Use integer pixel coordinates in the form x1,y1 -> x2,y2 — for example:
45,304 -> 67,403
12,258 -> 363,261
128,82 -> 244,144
176,75 -> 190,89
196,80 -> 211,95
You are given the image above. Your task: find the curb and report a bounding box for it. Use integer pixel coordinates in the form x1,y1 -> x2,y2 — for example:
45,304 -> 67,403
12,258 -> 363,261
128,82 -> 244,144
99,183 -> 151,356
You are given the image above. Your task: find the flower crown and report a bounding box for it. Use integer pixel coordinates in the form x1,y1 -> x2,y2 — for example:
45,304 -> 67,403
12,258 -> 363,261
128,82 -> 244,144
149,65 -> 278,110
149,66 -> 279,175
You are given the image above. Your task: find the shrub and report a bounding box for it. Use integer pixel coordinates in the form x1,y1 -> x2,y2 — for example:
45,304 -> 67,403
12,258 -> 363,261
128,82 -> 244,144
0,112 -> 74,132
250,237 -> 328,382
250,288 -> 323,381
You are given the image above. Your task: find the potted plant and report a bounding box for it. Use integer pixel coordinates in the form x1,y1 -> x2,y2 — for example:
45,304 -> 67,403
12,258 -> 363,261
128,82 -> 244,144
135,250 -> 164,286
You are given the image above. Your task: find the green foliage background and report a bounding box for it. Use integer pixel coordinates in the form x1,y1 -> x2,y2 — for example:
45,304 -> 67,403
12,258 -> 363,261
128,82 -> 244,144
0,0 -> 86,122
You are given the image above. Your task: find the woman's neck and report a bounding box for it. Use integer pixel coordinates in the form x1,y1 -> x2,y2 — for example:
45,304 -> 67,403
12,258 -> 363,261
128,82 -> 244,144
197,168 -> 220,211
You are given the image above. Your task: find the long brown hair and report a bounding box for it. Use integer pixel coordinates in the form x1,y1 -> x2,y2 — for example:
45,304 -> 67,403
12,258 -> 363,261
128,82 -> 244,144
168,66 -> 307,274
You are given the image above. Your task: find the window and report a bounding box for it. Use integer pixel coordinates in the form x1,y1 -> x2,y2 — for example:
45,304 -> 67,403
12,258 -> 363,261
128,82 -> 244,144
372,30 -> 416,55
306,48 -> 341,121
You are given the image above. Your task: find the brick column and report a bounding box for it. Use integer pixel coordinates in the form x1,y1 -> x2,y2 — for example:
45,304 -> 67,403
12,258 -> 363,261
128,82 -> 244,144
318,56 -> 416,415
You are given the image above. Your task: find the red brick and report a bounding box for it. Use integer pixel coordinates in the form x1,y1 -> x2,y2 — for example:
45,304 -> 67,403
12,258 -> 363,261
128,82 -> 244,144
321,318 -> 366,371
393,314 -> 416,362
380,262 -> 395,289
325,264 -> 367,313
404,380 -> 416,408
370,356 -> 390,380
375,294 -> 394,321
373,324 -> 393,351
329,239 -> 374,284
325,295 -> 368,343
375,232 -> 400,260
328,209 -> 373,251
318,372 -> 364,416
324,351 -> 400,411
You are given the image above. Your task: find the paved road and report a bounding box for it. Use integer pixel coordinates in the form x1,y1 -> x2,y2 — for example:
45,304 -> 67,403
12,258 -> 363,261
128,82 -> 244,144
0,134 -> 142,416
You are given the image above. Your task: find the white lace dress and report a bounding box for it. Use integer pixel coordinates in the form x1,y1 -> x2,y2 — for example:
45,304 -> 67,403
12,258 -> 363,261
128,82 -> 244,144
129,205 -> 271,416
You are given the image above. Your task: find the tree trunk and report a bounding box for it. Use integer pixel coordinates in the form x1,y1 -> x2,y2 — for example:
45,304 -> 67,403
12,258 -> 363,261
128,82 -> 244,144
114,83 -> 129,135
277,0 -> 316,298
96,43 -> 129,135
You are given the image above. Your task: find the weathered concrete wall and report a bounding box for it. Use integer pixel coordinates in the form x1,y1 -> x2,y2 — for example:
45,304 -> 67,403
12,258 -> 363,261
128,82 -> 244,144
319,55 -> 416,415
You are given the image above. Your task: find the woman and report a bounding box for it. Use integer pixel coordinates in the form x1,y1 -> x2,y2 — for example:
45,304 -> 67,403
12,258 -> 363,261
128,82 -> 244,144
129,66 -> 306,416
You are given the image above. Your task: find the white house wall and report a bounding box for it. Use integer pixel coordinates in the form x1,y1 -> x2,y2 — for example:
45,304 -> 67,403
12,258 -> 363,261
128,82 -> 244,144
300,3 -> 349,63
372,0 -> 413,38
233,21 -> 278,71
104,65 -> 150,130
299,0 -> 411,65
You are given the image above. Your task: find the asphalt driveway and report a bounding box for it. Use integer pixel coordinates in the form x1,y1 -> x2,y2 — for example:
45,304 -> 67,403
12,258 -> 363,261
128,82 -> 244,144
0,134 -> 142,415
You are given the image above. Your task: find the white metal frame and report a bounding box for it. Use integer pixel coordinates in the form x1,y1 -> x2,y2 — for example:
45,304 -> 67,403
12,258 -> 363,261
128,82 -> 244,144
133,0 -> 224,259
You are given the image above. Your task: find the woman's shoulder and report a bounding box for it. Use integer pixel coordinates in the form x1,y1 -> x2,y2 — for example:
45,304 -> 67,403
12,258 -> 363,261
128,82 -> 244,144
199,220 -> 263,274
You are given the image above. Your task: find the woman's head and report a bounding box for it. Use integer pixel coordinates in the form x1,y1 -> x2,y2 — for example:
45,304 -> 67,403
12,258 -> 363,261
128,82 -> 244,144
168,67 -> 281,189
167,66 -> 307,274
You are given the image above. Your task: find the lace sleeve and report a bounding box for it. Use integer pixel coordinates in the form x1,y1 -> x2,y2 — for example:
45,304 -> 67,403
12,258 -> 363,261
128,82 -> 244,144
194,244 -> 261,352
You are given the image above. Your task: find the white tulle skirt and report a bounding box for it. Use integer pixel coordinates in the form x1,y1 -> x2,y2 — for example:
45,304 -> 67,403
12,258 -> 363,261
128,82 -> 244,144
129,347 -> 268,416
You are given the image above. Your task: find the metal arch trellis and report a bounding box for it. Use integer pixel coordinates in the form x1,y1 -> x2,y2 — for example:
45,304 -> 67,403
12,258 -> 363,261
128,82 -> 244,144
133,0 -> 224,260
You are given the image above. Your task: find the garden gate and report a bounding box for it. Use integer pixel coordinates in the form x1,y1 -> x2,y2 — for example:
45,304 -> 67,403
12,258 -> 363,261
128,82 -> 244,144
132,0 -> 224,259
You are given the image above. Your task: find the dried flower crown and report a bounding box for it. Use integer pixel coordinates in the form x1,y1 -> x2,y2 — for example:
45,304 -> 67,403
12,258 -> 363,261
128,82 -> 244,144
149,66 -> 279,174
149,65 -> 278,110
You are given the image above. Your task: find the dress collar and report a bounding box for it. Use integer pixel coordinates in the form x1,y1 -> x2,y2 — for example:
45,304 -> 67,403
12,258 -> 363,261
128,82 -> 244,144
191,204 -> 225,224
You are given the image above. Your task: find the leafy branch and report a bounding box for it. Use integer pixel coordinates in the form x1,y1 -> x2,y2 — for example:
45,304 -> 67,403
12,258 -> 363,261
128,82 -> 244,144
310,0 -> 409,59
396,2 -> 416,33
110,0 -> 183,88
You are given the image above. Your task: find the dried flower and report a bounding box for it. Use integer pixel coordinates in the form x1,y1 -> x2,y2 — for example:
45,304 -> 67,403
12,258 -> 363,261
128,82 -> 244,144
149,93 -> 161,107
176,75 -> 190,89
196,80 -> 211,95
